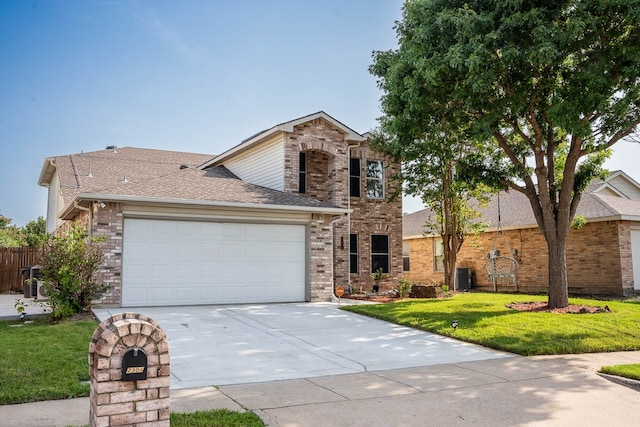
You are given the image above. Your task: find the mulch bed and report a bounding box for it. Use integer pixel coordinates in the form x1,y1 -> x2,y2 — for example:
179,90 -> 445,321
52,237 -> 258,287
340,294 -> 402,303
342,295 -> 613,314
506,301 -> 612,314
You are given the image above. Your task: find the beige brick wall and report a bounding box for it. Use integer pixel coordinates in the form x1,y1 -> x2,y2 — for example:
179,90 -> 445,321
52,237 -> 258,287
89,313 -> 170,427
404,220 -> 634,296
92,202 -> 124,306
282,118 -> 403,294
348,146 -> 403,292
308,214 -> 335,301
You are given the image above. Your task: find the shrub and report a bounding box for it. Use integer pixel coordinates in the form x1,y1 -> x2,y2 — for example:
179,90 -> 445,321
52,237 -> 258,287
397,277 -> 412,298
38,224 -> 107,319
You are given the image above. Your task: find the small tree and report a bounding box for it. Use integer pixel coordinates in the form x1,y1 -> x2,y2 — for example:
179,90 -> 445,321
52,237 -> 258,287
370,127 -> 490,291
23,216 -> 48,247
39,224 -> 107,319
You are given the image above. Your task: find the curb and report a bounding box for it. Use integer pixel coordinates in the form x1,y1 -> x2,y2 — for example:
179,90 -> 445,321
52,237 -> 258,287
598,373 -> 640,391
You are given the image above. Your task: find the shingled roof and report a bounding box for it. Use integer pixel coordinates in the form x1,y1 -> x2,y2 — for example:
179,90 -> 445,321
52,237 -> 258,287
39,147 -> 214,205
39,146 -> 345,219
404,172 -> 640,237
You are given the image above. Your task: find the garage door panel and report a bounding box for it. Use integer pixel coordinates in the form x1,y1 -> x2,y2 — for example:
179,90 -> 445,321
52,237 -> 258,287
122,219 -> 306,306
150,286 -> 172,304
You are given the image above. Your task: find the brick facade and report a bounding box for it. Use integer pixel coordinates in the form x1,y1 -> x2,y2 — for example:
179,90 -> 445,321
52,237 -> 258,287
348,147 -> 403,292
404,220 -> 635,296
88,312 -> 170,427
61,115 -> 403,306
282,117 -> 403,295
92,202 -> 124,306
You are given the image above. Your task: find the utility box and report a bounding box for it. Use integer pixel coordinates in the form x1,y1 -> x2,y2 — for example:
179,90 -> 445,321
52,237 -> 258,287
20,266 -> 45,299
455,268 -> 472,291
21,267 -> 31,298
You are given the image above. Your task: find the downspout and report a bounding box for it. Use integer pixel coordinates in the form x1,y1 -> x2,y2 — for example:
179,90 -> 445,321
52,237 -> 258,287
338,141 -> 363,300
331,214 -> 347,302
73,201 -> 93,236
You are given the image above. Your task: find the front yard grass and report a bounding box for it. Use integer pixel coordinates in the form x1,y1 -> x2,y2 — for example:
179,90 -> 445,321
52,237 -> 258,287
0,318 -> 97,404
170,409 -> 264,426
600,364 -> 640,381
1,317 -> 264,425
342,292 -> 640,356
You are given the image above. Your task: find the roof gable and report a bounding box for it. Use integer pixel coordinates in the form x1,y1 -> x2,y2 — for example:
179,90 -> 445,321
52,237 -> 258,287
591,170 -> 640,201
199,111 -> 366,169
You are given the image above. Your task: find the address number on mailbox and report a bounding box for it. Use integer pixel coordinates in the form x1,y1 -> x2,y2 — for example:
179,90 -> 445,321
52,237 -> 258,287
122,348 -> 147,381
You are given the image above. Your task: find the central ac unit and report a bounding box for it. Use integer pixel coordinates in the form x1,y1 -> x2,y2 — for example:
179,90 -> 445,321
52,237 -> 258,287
36,281 -> 49,300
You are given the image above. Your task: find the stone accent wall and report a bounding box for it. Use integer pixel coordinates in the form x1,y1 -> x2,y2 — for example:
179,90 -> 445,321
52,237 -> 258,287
348,146 -> 403,292
92,202 -> 124,306
88,313 -> 170,427
281,119 -> 403,295
308,214 -> 335,301
305,150 -> 331,203
404,220 -> 633,296
618,221 -> 635,293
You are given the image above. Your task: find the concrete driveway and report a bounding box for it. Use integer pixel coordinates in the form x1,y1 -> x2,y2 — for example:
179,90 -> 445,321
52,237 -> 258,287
93,302 -> 511,389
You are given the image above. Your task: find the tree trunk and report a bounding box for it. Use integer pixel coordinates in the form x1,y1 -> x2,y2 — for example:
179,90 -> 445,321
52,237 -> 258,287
547,239 -> 569,309
443,235 -> 457,290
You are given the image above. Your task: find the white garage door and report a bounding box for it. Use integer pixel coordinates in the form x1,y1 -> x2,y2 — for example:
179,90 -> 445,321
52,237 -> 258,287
122,218 -> 307,306
632,229 -> 640,291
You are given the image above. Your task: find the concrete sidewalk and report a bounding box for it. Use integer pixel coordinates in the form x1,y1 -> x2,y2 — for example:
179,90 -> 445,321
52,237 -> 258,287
1,351 -> 639,426
0,293 -> 49,321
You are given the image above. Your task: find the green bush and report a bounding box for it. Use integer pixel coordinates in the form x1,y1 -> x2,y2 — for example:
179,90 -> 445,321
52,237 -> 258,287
397,277 -> 412,298
38,224 -> 107,319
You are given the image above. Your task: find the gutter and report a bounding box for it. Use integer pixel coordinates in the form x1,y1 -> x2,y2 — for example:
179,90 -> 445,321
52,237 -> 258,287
61,193 -> 350,220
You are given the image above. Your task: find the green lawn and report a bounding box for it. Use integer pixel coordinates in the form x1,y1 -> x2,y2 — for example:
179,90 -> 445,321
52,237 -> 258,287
1,317 -> 264,425
171,409 -> 263,427
0,318 -> 97,404
342,292 -> 640,356
600,364 -> 640,381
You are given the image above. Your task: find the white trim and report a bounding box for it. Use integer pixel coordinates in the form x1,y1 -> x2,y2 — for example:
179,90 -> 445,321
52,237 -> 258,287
122,205 -> 312,224
63,193 -> 350,219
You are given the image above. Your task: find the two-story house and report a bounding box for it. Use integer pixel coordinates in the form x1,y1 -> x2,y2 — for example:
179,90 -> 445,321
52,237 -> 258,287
38,112 -> 403,307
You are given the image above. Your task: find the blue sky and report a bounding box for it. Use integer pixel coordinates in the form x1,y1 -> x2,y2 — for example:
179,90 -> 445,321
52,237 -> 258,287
1,0 -> 639,226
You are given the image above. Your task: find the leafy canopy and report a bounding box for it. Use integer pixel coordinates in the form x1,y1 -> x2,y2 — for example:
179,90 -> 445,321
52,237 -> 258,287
370,0 -> 640,307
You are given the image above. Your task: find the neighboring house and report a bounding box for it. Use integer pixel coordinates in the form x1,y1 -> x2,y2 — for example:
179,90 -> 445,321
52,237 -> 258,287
38,112 -> 402,307
403,171 -> 640,296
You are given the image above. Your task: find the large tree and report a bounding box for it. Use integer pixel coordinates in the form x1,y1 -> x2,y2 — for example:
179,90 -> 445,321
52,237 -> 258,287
371,0 -> 640,308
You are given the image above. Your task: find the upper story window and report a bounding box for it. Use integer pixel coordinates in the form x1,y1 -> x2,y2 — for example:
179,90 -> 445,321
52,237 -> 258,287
299,152 -> 306,194
349,158 -> 361,197
366,160 -> 384,199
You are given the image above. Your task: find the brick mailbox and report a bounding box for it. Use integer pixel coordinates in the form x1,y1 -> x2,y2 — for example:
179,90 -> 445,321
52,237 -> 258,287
88,313 -> 170,427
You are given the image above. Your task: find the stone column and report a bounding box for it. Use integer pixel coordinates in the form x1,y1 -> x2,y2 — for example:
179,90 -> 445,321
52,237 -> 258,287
88,313 -> 170,427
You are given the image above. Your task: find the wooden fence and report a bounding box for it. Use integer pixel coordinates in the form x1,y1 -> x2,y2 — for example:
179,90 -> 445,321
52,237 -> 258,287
0,247 -> 40,293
